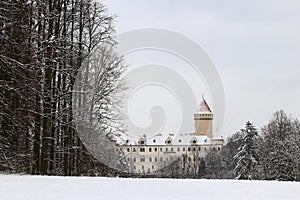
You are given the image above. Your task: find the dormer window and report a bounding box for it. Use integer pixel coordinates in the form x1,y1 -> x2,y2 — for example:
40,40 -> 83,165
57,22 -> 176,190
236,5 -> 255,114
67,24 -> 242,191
138,136 -> 146,145
165,136 -> 172,145
191,137 -> 197,145
153,139 -> 156,143
179,139 -> 181,143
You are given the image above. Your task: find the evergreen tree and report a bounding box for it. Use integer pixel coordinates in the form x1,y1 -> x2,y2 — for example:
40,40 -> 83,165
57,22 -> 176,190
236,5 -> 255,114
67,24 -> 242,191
221,131 -> 244,179
234,121 -> 259,180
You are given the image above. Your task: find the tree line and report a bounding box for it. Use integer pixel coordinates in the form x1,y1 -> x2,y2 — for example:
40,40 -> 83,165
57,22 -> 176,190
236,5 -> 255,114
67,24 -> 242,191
151,110 -> 300,181
0,0 -> 126,176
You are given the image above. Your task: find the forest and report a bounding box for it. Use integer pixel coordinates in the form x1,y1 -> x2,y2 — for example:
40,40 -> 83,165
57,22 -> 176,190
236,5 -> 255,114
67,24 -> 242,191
0,0 -> 126,176
1,0 -> 299,182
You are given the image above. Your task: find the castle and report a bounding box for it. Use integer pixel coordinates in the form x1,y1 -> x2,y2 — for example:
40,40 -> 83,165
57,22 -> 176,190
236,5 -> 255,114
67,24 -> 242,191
118,98 -> 223,174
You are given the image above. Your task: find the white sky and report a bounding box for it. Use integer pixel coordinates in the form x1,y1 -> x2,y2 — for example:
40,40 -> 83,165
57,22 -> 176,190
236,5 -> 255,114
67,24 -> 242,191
103,0 -> 300,138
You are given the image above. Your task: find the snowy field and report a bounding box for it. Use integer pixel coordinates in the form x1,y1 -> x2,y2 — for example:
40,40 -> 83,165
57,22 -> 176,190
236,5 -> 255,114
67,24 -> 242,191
1,175 -> 300,200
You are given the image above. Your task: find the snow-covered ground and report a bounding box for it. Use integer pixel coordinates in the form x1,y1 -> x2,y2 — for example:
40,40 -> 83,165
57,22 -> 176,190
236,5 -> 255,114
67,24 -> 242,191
1,175 -> 300,200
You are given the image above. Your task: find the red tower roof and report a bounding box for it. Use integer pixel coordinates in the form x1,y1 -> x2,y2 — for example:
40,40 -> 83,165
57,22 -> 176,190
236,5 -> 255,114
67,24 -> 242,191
197,97 -> 212,113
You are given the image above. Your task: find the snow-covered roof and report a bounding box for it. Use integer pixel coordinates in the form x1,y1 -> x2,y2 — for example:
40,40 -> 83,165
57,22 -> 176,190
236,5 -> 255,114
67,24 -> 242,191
196,97 -> 212,114
116,133 -> 214,146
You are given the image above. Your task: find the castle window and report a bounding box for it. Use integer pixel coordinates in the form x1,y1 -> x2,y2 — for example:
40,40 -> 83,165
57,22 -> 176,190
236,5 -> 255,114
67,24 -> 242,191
153,139 -> 156,143
155,157 -> 158,162
183,147 -> 186,151
218,147 -> 221,151
133,148 -> 136,152
192,140 -> 196,144
149,157 -> 152,162
213,147 -> 216,151
127,148 -> 130,152
133,158 -> 136,162
126,140 -> 129,144
193,147 -> 196,151
204,139 -> 207,143
188,147 -> 191,152
160,148 -> 162,152
142,165 -> 144,169
140,157 -> 145,162
179,139 -> 181,143
160,157 -> 163,162
140,141 -> 144,145
204,147 -> 206,151
199,147 -> 201,151
154,147 -> 157,152
127,158 -> 130,162
140,147 -> 145,152
166,140 -> 171,144
177,147 -> 180,152
171,147 -> 173,152
166,147 -> 168,152
149,147 -> 152,152
152,165 -> 155,169
188,157 -> 191,162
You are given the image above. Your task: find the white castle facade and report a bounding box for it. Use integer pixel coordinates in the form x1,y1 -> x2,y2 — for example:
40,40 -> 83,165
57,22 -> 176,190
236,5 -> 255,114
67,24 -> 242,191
117,98 -> 224,174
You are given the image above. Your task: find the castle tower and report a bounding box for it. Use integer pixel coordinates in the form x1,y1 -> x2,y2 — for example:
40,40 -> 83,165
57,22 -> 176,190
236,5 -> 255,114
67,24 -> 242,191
194,97 -> 213,138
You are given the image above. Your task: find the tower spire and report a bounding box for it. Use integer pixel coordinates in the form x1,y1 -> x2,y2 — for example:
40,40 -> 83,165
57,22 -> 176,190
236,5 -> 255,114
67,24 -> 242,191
194,98 -> 213,137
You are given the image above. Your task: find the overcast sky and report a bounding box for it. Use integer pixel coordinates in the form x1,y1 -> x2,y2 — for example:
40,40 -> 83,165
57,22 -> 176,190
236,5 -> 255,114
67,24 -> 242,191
103,0 -> 300,138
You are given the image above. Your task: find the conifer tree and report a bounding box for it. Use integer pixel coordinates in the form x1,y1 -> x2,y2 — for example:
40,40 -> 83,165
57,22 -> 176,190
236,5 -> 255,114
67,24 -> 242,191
234,121 -> 259,180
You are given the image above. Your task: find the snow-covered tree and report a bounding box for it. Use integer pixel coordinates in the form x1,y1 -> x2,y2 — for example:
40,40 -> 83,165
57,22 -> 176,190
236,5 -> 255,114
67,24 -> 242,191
260,110 -> 297,181
234,121 -> 259,180
221,131 -> 244,179
205,148 -> 223,179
